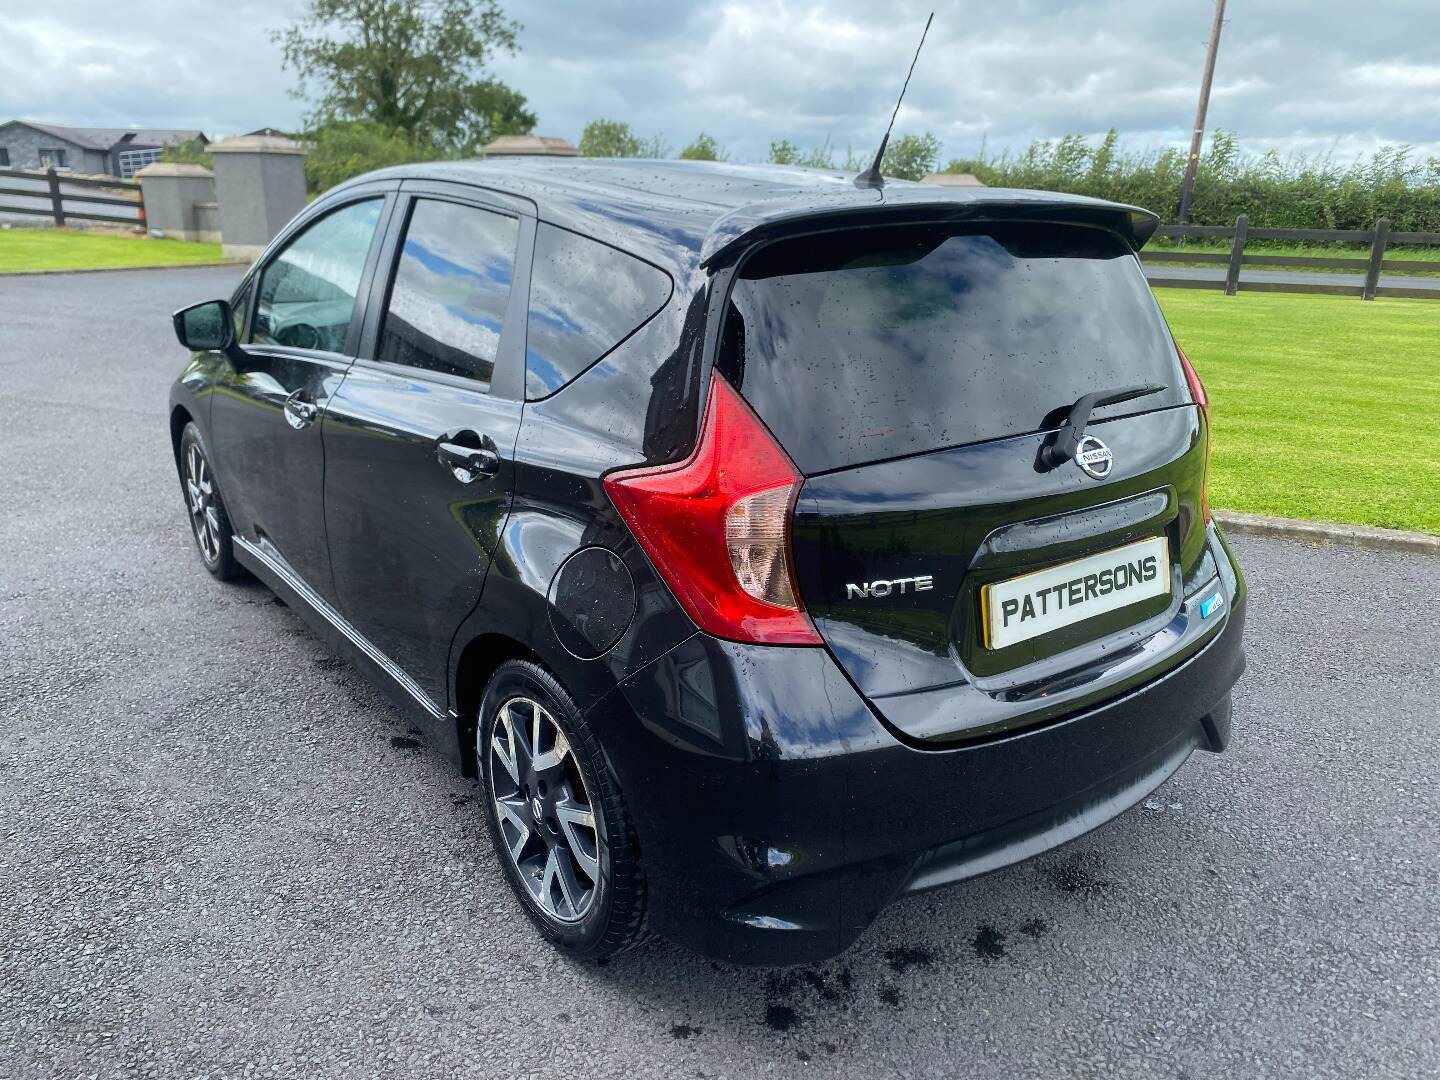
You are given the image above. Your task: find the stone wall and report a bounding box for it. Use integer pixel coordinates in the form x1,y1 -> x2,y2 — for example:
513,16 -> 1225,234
209,135 -> 307,260
135,163 -> 219,242
194,202 -> 221,244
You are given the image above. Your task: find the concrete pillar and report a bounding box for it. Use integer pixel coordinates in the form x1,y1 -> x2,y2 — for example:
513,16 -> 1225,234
207,134 -> 307,260
134,163 -> 218,242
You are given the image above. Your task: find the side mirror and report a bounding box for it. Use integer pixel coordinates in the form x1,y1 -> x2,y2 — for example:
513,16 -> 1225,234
172,299 -> 234,352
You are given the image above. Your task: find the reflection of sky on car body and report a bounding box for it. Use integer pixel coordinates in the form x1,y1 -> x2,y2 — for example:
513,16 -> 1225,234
523,223 -> 672,397
525,351 -> 566,394
729,223 -> 1183,473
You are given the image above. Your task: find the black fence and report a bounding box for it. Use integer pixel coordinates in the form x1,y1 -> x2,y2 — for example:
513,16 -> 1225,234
1141,217 -> 1440,300
0,167 -> 145,228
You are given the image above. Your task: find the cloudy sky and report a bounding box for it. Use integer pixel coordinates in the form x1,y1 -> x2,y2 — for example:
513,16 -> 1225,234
3,1 -> 1438,165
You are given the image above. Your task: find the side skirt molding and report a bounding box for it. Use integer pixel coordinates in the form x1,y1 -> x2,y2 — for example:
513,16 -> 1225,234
232,534 -> 444,720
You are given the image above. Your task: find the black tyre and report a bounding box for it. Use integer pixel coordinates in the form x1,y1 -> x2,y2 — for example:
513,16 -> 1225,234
478,659 -> 647,959
178,423 -> 240,581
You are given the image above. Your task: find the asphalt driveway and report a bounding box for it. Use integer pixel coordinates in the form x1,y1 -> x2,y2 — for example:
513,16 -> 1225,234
1,267 -> 1437,1079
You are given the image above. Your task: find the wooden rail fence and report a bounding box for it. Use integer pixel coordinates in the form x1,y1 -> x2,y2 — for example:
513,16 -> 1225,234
1,175 -> 1436,301
0,167 -> 146,229
1141,217 -> 1440,300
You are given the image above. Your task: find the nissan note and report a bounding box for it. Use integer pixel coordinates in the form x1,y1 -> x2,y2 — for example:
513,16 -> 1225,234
168,159 -> 1247,965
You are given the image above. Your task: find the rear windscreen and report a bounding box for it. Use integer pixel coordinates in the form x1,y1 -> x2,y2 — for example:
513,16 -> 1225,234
719,222 -> 1188,474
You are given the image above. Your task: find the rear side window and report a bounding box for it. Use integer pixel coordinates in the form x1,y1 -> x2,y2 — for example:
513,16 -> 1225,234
721,222 -> 1187,474
524,223 -> 672,398
379,199 -> 519,385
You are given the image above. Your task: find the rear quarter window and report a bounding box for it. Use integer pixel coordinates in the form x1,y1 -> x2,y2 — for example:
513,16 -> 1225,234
720,221 -> 1188,474
524,223 -> 672,399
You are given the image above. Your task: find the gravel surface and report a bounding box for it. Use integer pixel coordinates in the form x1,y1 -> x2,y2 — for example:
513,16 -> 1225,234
2,267 -> 1437,1079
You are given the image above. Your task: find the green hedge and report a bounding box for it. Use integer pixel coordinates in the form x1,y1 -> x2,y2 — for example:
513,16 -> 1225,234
943,130 -> 1440,233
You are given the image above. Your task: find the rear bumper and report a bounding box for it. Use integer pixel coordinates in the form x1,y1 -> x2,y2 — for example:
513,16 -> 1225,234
588,592 -> 1245,967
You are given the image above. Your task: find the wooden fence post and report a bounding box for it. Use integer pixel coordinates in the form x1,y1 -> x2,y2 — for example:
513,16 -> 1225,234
1224,214 -> 1248,295
1363,218 -> 1390,301
45,168 -> 65,227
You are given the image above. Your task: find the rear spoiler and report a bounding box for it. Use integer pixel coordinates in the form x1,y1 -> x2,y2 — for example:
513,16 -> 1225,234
700,185 -> 1160,270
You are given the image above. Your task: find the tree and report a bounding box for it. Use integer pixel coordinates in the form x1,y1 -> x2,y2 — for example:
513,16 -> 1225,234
679,133 -> 725,161
769,139 -> 799,165
274,0 -> 535,155
161,138 -> 213,170
795,140 -> 836,169
578,119 -> 663,158
770,138 -> 835,169
304,119 -> 426,193
1086,128 -> 1120,187
453,77 -> 538,154
579,120 -> 641,158
881,132 -> 941,181
638,133 -> 670,159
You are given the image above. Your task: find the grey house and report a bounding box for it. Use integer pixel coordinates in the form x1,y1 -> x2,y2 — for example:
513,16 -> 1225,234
0,121 -> 208,178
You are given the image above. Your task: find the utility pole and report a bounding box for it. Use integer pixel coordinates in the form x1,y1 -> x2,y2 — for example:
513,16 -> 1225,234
1177,0 -> 1227,224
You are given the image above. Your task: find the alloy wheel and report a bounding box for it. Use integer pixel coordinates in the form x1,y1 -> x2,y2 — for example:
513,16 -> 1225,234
489,696 -> 603,922
184,442 -> 221,563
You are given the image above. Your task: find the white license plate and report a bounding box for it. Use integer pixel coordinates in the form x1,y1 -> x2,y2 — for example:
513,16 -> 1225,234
981,536 -> 1171,650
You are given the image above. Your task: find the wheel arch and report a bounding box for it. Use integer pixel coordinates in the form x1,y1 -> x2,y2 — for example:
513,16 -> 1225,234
452,633 -> 546,778
169,404 -> 195,467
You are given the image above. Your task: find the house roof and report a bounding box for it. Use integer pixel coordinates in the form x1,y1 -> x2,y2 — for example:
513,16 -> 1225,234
922,172 -> 986,187
480,134 -> 580,157
1,120 -> 207,150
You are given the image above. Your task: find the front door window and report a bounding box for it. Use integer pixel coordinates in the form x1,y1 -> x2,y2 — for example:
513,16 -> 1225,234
253,199 -> 383,353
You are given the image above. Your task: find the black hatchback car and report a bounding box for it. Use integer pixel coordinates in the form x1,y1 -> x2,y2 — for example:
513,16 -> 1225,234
168,159 -> 1246,965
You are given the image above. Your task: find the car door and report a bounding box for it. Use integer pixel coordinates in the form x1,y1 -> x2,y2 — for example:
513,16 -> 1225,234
209,188 -> 393,598
320,186 -> 533,709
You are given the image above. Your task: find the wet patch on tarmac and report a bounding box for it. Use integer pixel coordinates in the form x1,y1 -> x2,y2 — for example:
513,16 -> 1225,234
883,945 -> 936,974
1045,853 -> 1109,893
972,925 -> 1008,960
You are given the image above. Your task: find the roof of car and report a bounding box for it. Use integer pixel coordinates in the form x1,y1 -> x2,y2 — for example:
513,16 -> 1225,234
347,158 -> 1159,273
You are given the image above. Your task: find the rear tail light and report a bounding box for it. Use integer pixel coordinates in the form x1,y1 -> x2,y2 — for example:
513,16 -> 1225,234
1178,345 -> 1213,523
603,374 -> 821,645
1179,345 -> 1209,420
726,485 -> 798,607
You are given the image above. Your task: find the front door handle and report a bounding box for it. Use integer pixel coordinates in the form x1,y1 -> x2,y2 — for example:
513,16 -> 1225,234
283,391 -> 319,430
436,434 -> 500,484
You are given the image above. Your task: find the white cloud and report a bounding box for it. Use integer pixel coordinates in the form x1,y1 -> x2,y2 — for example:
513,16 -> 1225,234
1353,61 -> 1440,90
1,0 -> 1437,164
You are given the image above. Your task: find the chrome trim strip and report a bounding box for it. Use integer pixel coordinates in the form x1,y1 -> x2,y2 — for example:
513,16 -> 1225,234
233,534 -> 443,719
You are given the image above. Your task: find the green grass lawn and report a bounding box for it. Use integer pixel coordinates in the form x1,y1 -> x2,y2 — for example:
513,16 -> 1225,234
0,228 -> 227,272
1155,289 -> 1440,534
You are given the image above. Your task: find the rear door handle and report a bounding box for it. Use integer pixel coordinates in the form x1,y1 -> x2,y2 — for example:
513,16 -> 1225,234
436,435 -> 500,483
283,391 -> 319,430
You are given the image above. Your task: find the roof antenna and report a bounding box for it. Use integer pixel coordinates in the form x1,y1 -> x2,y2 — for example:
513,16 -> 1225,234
853,11 -> 934,190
